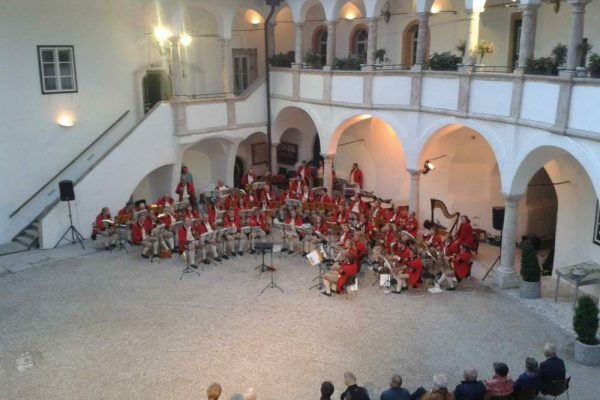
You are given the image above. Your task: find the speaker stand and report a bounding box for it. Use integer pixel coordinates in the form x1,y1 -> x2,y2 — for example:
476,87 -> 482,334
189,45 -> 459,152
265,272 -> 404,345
482,229 -> 501,281
55,201 -> 85,249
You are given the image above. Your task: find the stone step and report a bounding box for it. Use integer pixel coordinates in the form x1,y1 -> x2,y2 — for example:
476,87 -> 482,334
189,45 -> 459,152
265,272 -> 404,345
24,228 -> 39,238
15,235 -> 37,248
0,241 -> 29,256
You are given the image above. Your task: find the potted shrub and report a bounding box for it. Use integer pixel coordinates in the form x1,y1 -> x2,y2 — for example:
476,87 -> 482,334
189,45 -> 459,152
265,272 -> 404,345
427,52 -> 462,71
573,296 -> 600,366
373,48 -> 387,65
334,56 -> 362,71
476,40 -> 495,64
588,52 -> 600,78
519,244 -> 541,299
456,40 -> 466,58
303,49 -> 321,69
269,51 -> 295,68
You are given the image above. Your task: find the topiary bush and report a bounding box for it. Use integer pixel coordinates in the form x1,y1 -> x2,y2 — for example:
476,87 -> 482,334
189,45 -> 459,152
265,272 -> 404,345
334,56 -> 362,71
303,49 -> 322,69
520,244 -> 541,282
269,51 -> 295,68
573,296 -> 599,345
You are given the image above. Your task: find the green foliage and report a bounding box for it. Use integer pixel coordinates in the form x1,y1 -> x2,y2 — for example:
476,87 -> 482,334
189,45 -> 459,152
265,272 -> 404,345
303,49 -> 322,69
427,52 -> 462,71
456,40 -> 466,58
476,40 -> 495,63
588,52 -> 600,77
334,56 -> 362,71
520,244 -> 541,283
526,43 -> 568,76
573,296 -> 599,345
373,48 -> 387,64
269,51 -> 295,68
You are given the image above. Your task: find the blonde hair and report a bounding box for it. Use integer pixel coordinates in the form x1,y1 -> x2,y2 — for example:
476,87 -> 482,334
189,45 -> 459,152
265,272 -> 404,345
207,383 -> 222,400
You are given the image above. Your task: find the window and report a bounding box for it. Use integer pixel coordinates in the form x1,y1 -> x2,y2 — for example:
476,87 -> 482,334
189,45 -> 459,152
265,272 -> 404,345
350,26 -> 368,63
233,48 -> 258,95
37,46 -> 77,94
312,27 -> 328,67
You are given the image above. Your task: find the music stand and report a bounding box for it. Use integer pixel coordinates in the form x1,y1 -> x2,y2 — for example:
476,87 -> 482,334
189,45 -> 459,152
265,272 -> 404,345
254,242 -> 273,274
55,200 -> 85,249
307,250 -> 325,290
261,265 -> 284,294
180,248 -> 201,280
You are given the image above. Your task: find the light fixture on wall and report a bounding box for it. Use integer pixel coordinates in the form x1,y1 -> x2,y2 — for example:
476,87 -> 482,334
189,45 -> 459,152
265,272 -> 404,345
57,114 -> 75,127
422,154 -> 448,174
431,5 -> 457,15
153,26 -> 172,45
179,33 -> 192,47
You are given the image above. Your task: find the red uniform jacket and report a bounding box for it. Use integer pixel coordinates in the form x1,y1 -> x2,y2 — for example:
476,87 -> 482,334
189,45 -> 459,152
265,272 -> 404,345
159,213 -> 177,229
445,240 -> 460,256
456,222 -> 476,249
131,219 -> 154,245
222,215 -> 241,232
241,173 -> 258,186
350,168 -> 364,188
177,225 -> 196,253
452,251 -> 472,280
95,213 -> 111,232
406,257 -> 423,288
175,182 -> 196,202
405,217 -> 418,238
330,210 -> 350,224
336,261 -> 358,293
313,223 -> 329,236
156,196 -> 174,207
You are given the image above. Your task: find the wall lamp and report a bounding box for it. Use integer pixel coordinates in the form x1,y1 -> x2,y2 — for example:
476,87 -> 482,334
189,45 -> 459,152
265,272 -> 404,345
57,114 -> 75,127
422,155 -> 448,174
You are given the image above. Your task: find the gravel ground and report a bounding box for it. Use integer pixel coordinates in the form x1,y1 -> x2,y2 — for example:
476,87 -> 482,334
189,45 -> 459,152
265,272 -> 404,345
0,243 -> 598,400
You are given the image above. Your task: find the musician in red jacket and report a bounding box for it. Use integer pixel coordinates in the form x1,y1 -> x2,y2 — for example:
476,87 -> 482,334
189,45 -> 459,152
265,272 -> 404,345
94,207 -> 119,250
175,177 -> 196,205
330,205 -> 349,225
404,211 -> 418,239
349,163 -> 364,189
283,209 -> 303,254
260,184 -> 277,207
177,217 -> 201,268
131,215 -> 159,258
222,209 -> 244,257
296,161 -> 310,185
156,192 -> 175,208
438,245 -> 472,290
322,248 -> 358,296
194,214 -> 221,262
444,233 -> 460,256
247,209 -> 267,254
240,168 -> 258,187
303,214 -> 329,255
456,215 -> 477,250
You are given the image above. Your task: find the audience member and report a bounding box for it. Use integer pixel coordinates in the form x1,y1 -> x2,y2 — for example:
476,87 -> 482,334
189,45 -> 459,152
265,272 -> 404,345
484,362 -> 513,398
207,382 -> 222,400
320,381 -> 335,400
538,342 -> 566,395
421,374 -> 454,400
453,368 -> 486,400
340,371 -> 370,400
380,374 -> 411,400
243,387 -> 256,400
513,357 -> 540,394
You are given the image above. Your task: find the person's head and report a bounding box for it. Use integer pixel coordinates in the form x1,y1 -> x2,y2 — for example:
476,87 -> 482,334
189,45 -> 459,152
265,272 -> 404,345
343,371 -> 357,387
320,381 -> 334,398
315,215 -> 322,224
102,207 -> 110,216
341,224 -> 349,233
181,165 -> 189,174
184,217 -> 192,227
163,192 -> 170,199
345,239 -> 354,250
207,383 -> 222,400
493,362 -> 509,377
544,342 -> 557,358
408,211 -> 416,219
228,209 -> 235,218
352,163 -> 358,170
390,374 -> 403,389
290,209 -> 297,218
463,368 -> 478,382
525,357 -> 539,373
459,244 -> 469,253
432,374 -> 448,390
461,215 -> 470,224
186,204 -> 193,212
125,202 -> 134,211
248,167 -> 254,173
243,388 -> 256,400
180,176 -> 186,184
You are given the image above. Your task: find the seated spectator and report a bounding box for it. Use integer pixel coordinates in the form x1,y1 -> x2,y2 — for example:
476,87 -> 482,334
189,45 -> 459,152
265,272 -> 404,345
320,381 -> 335,400
207,383 -> 222,400
341,371 -> 370,400
513,357 -> 540,395
484,362 -> 514,398
380,374 -> 410,400
538,342 -> 566,395
422,374 -> 455,400
454,368 -> 486,400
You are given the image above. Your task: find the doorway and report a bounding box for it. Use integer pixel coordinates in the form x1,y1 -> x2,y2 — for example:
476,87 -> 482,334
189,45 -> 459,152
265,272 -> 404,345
234,156 -> 245,188
142,70 -> 172,114
509,14 -> 522,71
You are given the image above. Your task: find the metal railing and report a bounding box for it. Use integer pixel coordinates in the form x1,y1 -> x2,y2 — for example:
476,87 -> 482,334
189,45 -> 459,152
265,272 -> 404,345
473,65 -> 513,73
10,110 -> 130,218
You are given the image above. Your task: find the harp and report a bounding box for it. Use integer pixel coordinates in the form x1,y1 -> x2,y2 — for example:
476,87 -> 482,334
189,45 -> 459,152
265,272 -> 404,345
424,198 -> 460,235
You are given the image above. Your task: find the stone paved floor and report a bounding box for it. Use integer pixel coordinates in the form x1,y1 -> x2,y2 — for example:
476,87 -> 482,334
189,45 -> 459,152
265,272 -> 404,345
0,242 -> 598,400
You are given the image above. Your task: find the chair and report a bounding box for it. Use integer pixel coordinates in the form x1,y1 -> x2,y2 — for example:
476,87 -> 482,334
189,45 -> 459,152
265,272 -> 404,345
541,377 -> 570,399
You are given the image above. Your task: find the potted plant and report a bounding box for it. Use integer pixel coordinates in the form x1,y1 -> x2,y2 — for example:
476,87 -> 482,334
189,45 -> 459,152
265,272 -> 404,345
519,244 -> 541,299
476,40 -> 495,65
427,52 -> 462,71
456,40 -> 466,58
588,52 -> 600,78
269,51 -> 295,68
373,48 -> 387,65
303,49 -> 321,69
573,296 -> 600,366
334,56 -> 362,71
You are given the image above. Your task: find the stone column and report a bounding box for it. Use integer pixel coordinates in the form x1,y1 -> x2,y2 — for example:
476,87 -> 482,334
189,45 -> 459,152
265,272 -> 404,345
495,193 -> 523,289
271,143 -> 279,175
220,38 -> 234,96
267,22 -> 276,59
412,12 -> 430,71
462,9 -> 482,67
169,37 -> 183,97
515,3 -> 540,73
294,23 -> 304,68
407,169 -> 422,218
365,18 -> 378,69
564,0 -> 590,75
324,20 -> 337,71
322,154 -> 334,195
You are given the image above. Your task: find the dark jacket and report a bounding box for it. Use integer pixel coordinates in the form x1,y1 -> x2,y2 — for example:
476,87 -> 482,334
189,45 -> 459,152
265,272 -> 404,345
513,372 -> 541,393
380,387 -> 411,400
454,380 -> 486,400
341,384 -> 371,400
539,356 -> 566,391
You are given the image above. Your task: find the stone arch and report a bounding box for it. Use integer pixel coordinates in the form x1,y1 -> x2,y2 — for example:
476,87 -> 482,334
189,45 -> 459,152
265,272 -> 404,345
349,23 -> 369,60
182,137 -> 236,192
331,0 -> 367,21
273,106 -> 321,172
401,19 -> 423,67
295,0 -> 327,23
273,105 -> 322,144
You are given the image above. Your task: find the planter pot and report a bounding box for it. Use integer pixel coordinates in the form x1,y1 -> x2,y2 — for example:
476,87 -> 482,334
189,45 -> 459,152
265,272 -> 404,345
591,69 -> 600,79
575,67 -> 588,78
520,280 -> 541,299
575,340 -> 600,366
